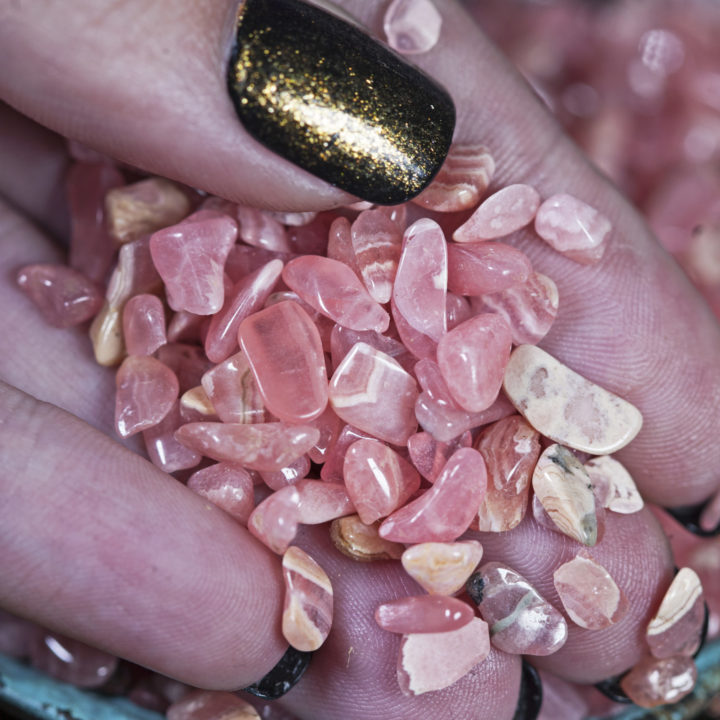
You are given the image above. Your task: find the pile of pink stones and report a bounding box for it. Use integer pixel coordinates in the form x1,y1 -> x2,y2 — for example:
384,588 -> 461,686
15,140 -> 706,712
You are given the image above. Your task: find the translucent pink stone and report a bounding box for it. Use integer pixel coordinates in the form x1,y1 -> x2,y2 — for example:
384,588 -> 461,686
307,406 -> 344,465
248,486 -> 301,553
282,256 -> 389,333
407,431 -> 472,482
330,514 -> 405,562
167,310 -> 204,344
620,656 -> 697,708
475,272 -> 559,345
175,422 -> 320,471
453,184 -> 541,242
122,294 -> 166,355
286,211 -> 333,255
377,204 -> 408,233
236,206 -> 291,252
264,291 -> 335,353
401,540 -> 483,595
379,448 -> 487,543
167,690 -> 260,720
282,546 -> 334,651
376,596 -> 473,634
468,562 -> 568,655
260,454 -> 310,491
143,402 -> 202,473
330,324 -> 415,376
320,424 -> 376,483
392,219 -> 448,342
238,300 -> 328,423
343,438 -> 421,524
326,216 -> 361,277
149,211 -> 237,315
187,463 -> 254,525
474,415 -> 540,532
412,144 -> 495,212
16,264 -> 103,327
329,342 -> 418,445
397,618 -> 490,695
200,351 -> 265,424
437,313 -> 512,413
204,259 -> 284,363
156,343 -> 213,392
534,193 -> 612,265
585,456 -> 644,515
224,243 -> 286,283
390,297 -> 438,360
292,479 -> 355,524
350,209 -> 403,303
115,356 -> 179,437
445,292 -> 473,330
383,0 -> 442,54
447,241 -> 532,296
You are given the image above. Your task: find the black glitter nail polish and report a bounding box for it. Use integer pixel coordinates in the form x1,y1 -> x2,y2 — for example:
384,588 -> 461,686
243,646 -> 313,699
594,672 -> 633,704
694,602 -> 710,659
513,661 -> 543,720
226,0 -> 455,205
666,501 -> 720,537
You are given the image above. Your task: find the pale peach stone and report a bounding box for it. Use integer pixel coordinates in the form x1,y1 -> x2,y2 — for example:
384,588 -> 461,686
585,456 -> 643,514
383,0 -> 442,55
330,514 -> 405,562
401,540 -> 483,595
89,302 -> 125,366
503,345 -> 643,454
179,386 -> 216,419
620,655 -> 697,708
167,690 -> 260,720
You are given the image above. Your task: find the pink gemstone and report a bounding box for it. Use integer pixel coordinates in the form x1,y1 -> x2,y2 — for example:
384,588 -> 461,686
167,690 -> 260,720
437,313 -> 512,413
122,294 -> 166,355
620,655 -> 697,708
401,540 -> 483,595
156,343 -> 213,393
383,0 -> 442,54
397,618 -> 490,695
282,256 -> 390,333
236,206 -> 291,252
307,405 -> 344,464
105,236 -> 162,309
320,424 -> 376,483
224,244 -> 287,283
248,487 -> 301,553
187,463 -> 254,525
329,342 -> 418,445
531,493 -> 607,546
392,219 -> 447,342
264,291 -> 335,354
376,595 -> 474,634
16,264 -> 103,328
534,193 -> 612,264
174,422 -> 320,471
285,212 -> 333,255
204,259 -> 284,363
445,292 -> 473,331
350,209 -> 403,303
474,415 -> 540,532
150,211 -> 237,315
143,402 -> 202,473
447,241 -> 532,296
115,356 -> 179,437
379,448 -> 487,543
407,431 -> 472,482
260,454 -> 310,491
390,297 -> 438,360
282,546 -> 334,651
343,438 -> 421,524
326,216 -> 361,277
293,479 -> 355,524
412,145 -> 495,212
238,300 -> 328,423
467,562 -> 568,655
453,184 -> 541,242
585,456 -> 643,515
167,310 -> 204,344
330,324 -> 415,376
377,204 -> 408,233
201,351 -> 265,424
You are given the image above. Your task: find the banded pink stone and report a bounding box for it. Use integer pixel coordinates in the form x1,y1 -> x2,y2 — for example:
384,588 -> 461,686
375,596 -> 474,634
330,324 -> 415,376
585,456 -> 643,515
143,402 -> 202,473
407,431 -> 472,482
282,546 -> 333,652
248,487 -> 301,554
122,294 -> 166,356
236,206 -> 291,252
105,236 -> 162,308
620,655 -> 697,708
447,242 -> 532,295
200,351 -> 265,424
383,0 -> 442,55
401,540 -> 483,595
187,463 -> 255,525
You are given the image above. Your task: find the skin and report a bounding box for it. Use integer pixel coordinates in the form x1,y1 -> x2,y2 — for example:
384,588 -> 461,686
0,1 -> 719,718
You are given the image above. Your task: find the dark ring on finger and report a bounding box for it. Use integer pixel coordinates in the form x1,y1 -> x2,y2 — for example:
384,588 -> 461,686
242,646 -> 313,699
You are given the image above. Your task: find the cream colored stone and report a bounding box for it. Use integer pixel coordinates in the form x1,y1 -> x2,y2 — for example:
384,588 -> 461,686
648,568 -> 703,637
89,302 -> 125,366
585,455 -> 643,514
401,540 -> 483,595
180,386 -> 216,416
330,515 -> 405,562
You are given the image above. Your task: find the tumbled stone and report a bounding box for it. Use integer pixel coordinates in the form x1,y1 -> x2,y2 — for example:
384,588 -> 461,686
187,463 -> 254,525
376,595 -> 474,634
391,297 -> 437,360
534,193 -> 612,265
329,343 -> 418,445
236,206 -> 292,252
264,291 -> 335,354
377,204 -> 408,233
166,690 -> 260,720
105,236 -> 162,309
647,568 -> 705,659
437,313 -> 512,413
167,310 -> 203,344
224,244 -> 286,283
401,540 -> 483,595
122,294 -> 166,356
330,324 -> 415,376
585,456 -> 643,515
474,415 -> 540,532
620,655 -> 697,708
248,487 -> 301,554
445,292 -> 473,331
260,455 -> 310,491
466,562 -> 568,656
447,241 -> 532,295
453,184 -> 541,242
282,546 -> 333,652
553,553 -> 627,629
307,406 -> 344,465
407,431 -> 472,482
179,386 -> 216,422
379,448 -> 487,543
115,356 -> 179,437
89,302 -> 124,366
412,144 -> 495,212
343,439 -> 420,524
201,351 -> 265,425
532,444 -> 598,546
397,618 -> 490,695
504,345 -> 643,454
326,216 -> 361,277
268,210 -> 317,227
383,0 -> 442,55
143,402 -> 202,473
320,424 -> 376,483
330,514 -> 405,562
292,479 -> 355,524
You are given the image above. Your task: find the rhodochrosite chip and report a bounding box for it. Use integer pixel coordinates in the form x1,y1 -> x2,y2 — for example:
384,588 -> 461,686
401,541 -> 483,595
375,595 -> 474,634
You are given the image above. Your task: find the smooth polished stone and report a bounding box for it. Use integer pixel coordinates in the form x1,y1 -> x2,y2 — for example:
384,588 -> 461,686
307,405 -> 344,464
174,422 -> 320,471
445,292 -> 473,331
89,302 -> 124,366
383,0 -> 442,54
326,216 -> 361,277
122,293 -> 166,355
407,431 -> 472,482
320,424 -> 376,483
282,546 -> 334,652
236,206 -> 292,252
401,540 -> 483,595
264,291 -> 335,354
436,313 -> 512,413
143,401 -> 202,473
224,243 -> 287,283
166,690 -> 260,720
390,297 -> 438,360
239,301 -> 328,423
377,203 -> 408,233
330,514 -> 405,562
412,144 -> 495,212
187,463 -> 255,525
376,595 -> 474,634
379,448 -> 487,543
292,479 -> 355,524
503,344 -> 643,454
260,455 -> 311,491
343,438 -> 421,524
248,487 -> 301,553
453,184 -> 541,242
474,415 -> 540,532
392,218 -> 448,342
466,562 -> 568,656
329,342 -> 419,446
553,553 -> 628,629
533,444 -> 598,546
647,568 -> 705,659
447,241 -> 533,295
201,351 -> 265,425
105,236 -> 163,309
283,256 -> 390,332
397,618 -> 490,695
534,193 -> 612,265
620,655 -> 697,708
585,456 -> 644,515
330,324 -> 415,376
115,356 -> 178,437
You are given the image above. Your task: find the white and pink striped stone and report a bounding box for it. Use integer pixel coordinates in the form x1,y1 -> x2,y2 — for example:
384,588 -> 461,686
383,0 -> 442,55
122,294 -> 166,356
401,540 -> 483,595
201,351 -> 265,425
375,595 -> 474,634
187,463 -> 255,525
447,241 -> 532,296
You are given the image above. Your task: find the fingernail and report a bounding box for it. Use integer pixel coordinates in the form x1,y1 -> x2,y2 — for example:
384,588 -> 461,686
666,501 -> 720,537
513,661 -> 543,720
242,646 -> 313,699
594,672 -> 633,705
226,0 -> 455,205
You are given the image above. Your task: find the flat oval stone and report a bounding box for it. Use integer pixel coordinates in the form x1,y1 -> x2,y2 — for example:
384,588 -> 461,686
248,487 -> 301,554
585,455 -> 643,515
122,294 -> 166,356
383,0 -> 442,55
201,351 -> 265,425
447,241 -> 532,296
167,690 -> 260,720
401,540 -> 483,595
376,596 -> 474,634
330,514 -> 405,562
187,463 -> 255,525
503,344 -> 643,454
620,655 -> 697,708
